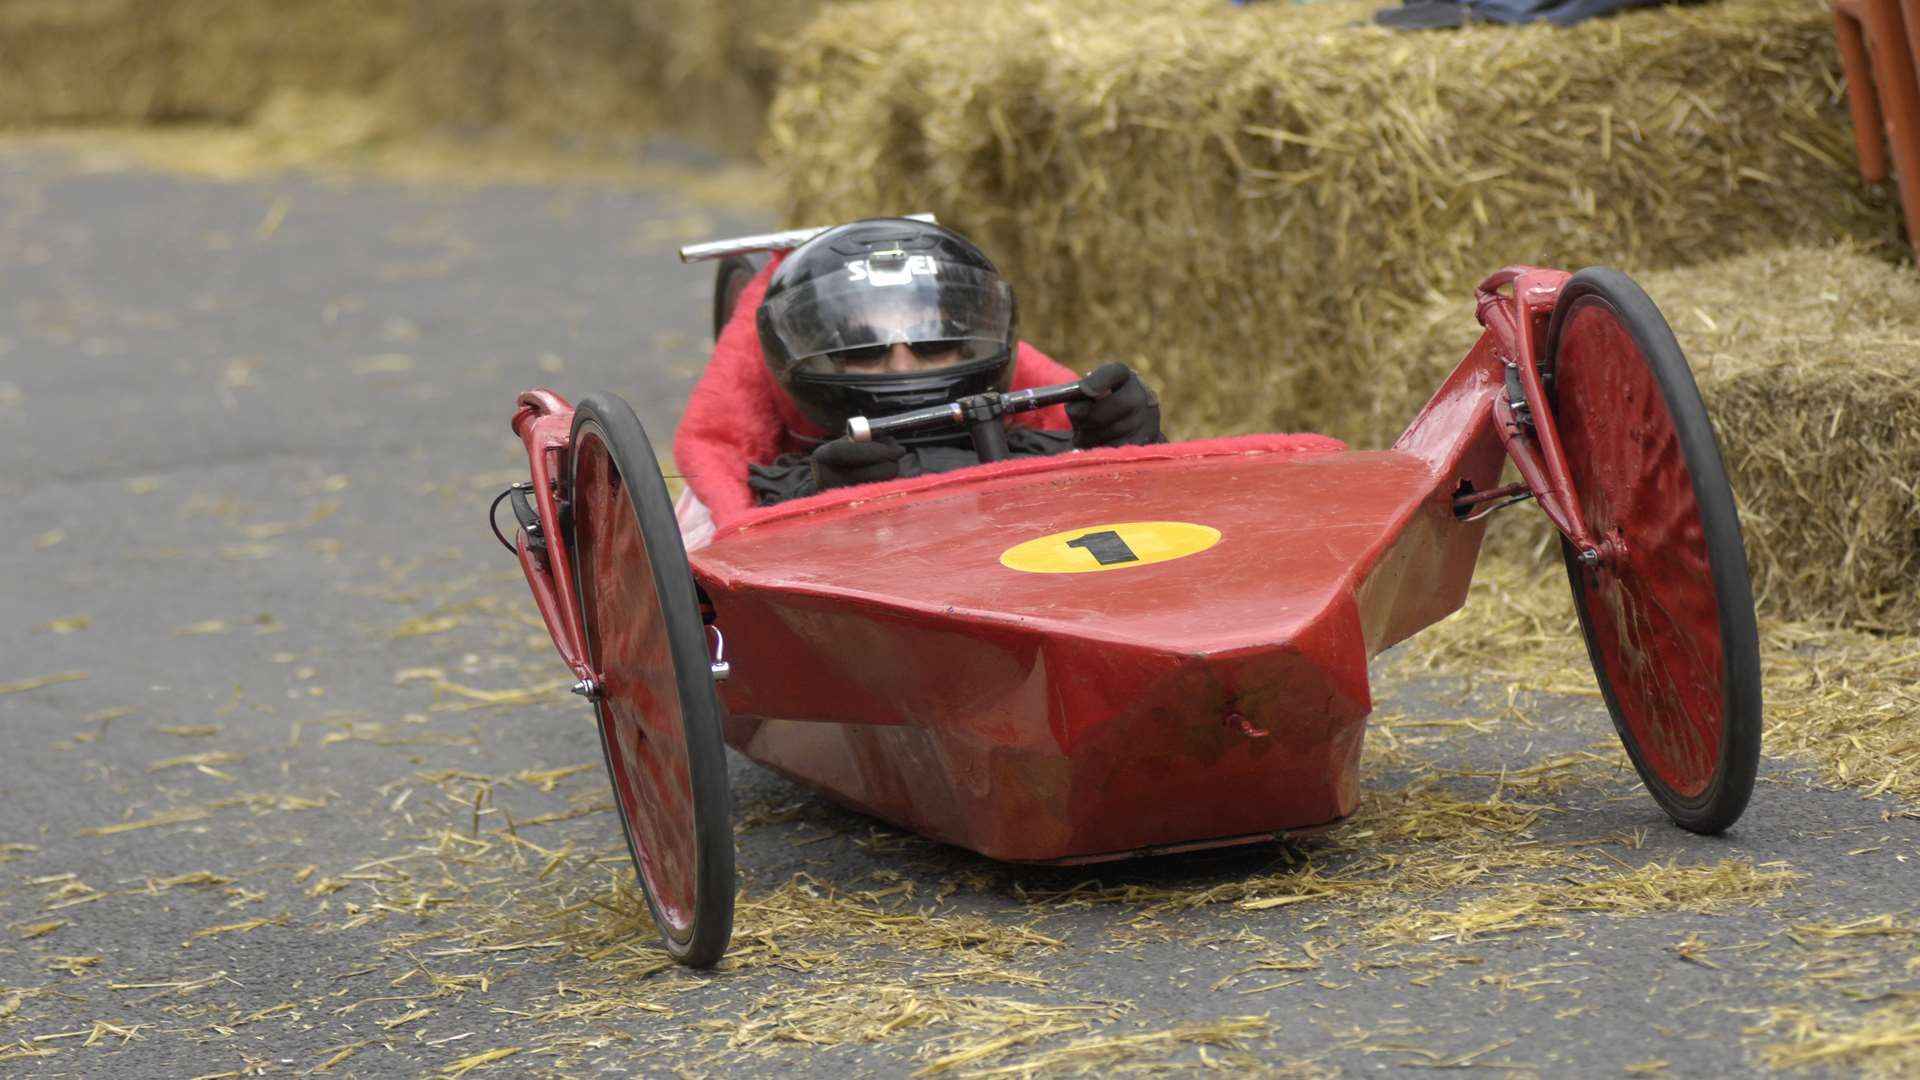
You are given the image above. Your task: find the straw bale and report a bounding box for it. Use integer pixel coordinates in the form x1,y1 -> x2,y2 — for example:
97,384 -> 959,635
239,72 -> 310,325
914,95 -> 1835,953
617,0 -> 828,153
1375,244 -> 1920,629
0,0 -> 824,153
0,1 -> 401,128
770,0 -> 1901,441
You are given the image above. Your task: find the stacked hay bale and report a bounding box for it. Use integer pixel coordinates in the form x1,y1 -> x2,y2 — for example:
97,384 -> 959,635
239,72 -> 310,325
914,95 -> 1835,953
1376,244 -> 1920,630
0,1 -> 457,129
0,0 -> 822,153
769,0 -> 1902,443
619,0 -> 825,152
465,0 -> 827,150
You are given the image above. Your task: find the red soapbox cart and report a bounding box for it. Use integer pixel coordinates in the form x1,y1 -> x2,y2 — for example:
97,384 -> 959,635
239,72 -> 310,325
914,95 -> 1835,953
498,224 -> 1760,967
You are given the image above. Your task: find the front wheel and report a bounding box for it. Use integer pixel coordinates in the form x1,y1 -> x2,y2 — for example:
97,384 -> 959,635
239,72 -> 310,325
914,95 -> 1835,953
1544,268 -> 1761,835
568,393 -> 735,965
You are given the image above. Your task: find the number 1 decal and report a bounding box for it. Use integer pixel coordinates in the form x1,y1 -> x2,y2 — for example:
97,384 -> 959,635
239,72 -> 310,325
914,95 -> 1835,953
999,521 -> 1221,574
1065,530 -> 1139,566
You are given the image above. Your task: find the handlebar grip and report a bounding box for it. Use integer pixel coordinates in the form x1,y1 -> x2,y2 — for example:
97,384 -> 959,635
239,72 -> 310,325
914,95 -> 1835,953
848,402 -> 964,441
1003,380 -> 1097,414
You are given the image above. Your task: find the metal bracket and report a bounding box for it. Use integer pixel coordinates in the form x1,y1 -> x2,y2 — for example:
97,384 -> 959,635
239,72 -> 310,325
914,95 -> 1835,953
1452,481 -> 1534,522
708,625 -> 731,682
509,480 -> 546,556
1502,360 -> 1532,428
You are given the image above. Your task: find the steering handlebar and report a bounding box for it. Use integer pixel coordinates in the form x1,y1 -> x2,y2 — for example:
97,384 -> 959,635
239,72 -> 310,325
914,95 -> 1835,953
845,378 -> 1097,464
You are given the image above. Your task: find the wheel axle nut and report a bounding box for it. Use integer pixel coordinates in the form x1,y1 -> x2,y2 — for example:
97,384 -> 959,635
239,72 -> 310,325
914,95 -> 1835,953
571,678 -> 601,700
1225,712 -> 1268,739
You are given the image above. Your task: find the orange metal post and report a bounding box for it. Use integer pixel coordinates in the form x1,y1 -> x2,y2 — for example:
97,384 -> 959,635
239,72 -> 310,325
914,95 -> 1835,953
1834,0 -> 1920,260
1836,0 -> 1892,180
1908,0 -> 1920,84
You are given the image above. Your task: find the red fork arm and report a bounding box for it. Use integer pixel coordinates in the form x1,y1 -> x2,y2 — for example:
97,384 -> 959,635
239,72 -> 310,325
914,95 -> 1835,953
510,389 -> 598,686
1473,266 -> 1612,561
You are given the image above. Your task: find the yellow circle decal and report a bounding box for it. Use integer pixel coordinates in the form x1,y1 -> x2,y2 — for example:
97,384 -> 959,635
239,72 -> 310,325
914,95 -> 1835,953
999,521 -> 1222,574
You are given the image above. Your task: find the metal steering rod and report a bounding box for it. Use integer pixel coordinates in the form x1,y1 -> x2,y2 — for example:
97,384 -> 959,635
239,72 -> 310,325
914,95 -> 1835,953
845,379 -> 1097,464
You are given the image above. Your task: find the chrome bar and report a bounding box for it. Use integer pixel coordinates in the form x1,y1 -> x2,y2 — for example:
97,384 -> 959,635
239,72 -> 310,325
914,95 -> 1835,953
678,213 -> 938,263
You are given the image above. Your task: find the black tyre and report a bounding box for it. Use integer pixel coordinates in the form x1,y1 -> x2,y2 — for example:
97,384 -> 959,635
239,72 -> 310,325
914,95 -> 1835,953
567,393 -> 734,965
1542,268 -> 1761,834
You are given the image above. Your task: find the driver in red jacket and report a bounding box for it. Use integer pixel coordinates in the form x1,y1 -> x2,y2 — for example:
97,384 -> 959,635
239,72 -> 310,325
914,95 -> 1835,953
672,218 -> 1162,544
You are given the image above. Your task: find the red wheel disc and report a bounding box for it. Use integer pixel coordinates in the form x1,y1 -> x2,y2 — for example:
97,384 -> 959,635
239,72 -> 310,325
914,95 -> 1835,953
1546,270 -> 1760,833
567,395 -> 733,965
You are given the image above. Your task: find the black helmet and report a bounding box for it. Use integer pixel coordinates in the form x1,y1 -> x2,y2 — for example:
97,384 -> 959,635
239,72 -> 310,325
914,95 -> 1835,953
756,217 -> 1017,440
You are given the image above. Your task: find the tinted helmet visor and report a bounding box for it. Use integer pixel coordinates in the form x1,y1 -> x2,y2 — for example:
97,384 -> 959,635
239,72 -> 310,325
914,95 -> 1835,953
760,254 -> 1013,375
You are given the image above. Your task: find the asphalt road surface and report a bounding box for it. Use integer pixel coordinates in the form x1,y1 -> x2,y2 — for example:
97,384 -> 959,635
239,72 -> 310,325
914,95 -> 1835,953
1,141 -> 1915,1079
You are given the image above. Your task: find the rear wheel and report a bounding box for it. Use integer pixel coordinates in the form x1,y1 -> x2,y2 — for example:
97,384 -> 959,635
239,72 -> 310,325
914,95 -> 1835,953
712,253 -> 770,341
568,393 -> 734,964
1543,269 -> 1761,834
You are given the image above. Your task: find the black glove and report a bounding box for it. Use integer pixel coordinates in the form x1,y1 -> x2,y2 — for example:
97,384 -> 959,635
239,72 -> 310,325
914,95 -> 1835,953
1068,362 -> 1163,448
811,437 -> 907,490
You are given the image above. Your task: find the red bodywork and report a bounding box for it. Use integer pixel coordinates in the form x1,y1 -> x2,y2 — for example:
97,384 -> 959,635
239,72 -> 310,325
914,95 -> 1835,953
513,267 -> 1584,863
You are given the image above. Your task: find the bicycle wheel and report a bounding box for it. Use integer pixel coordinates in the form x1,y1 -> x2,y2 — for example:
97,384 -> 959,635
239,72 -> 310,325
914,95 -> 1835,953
1543,268 -> 1761,834
568,393 -> 734,964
